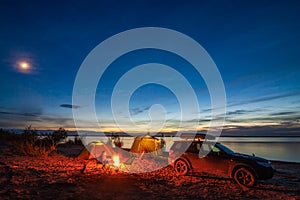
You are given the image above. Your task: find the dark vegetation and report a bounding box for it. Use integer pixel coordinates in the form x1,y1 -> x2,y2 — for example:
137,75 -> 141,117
0,126 -> 69,156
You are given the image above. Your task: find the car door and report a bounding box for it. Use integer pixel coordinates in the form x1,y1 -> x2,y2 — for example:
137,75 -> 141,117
185,142 -> 205,172
201,144 -> 230,176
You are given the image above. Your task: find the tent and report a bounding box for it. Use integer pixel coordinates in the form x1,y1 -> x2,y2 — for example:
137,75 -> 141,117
130,135 -> 162,155
77,141 -> 132,164
77,141 -> 115,160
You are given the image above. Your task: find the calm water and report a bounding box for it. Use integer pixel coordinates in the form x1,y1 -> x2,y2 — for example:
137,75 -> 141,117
219,137 -> 300,163
70,136 -> 300,163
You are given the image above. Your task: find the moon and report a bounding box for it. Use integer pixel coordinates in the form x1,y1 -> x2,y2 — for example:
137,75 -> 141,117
20,62 -> 29,69
18,61 -> 31,72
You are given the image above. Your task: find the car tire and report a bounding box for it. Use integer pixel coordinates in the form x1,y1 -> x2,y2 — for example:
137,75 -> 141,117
174,159 -> 189,175
233,167 -> 256,187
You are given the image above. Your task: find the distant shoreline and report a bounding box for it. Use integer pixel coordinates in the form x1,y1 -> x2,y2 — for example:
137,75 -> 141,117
2,128 -> 300,138
68,134 -> 300,137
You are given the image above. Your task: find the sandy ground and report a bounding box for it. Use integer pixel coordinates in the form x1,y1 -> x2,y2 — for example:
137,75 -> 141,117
0,145 -> 299,200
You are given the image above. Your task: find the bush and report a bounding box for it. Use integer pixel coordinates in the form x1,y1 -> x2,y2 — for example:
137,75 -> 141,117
21,126 -> 38,142
74,136 -> 83,145
12,139 -> 50,157
0,129 -> 17,143
50,127 -> 67,145
2,127 -> 69,157
9,126 -> 50,157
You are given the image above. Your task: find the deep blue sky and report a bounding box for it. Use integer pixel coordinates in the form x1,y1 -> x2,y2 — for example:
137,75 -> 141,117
0,0 -> 300,135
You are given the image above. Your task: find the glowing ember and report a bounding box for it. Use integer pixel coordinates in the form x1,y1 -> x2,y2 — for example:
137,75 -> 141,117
112,155 -> 120,167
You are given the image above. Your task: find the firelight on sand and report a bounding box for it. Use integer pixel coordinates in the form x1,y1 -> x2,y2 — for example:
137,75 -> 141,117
113,155 -> 120,167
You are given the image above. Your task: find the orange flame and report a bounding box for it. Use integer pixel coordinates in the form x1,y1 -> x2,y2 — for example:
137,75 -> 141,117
112,155 -> 120,167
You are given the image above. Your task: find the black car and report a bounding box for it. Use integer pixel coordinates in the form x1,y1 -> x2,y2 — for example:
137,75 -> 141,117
169,140 -> 274,187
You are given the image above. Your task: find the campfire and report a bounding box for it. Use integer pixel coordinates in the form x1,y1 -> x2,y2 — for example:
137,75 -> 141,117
112,155 -> 120,167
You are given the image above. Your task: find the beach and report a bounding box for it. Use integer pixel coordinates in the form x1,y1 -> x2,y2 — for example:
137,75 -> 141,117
0,144 -> 299,200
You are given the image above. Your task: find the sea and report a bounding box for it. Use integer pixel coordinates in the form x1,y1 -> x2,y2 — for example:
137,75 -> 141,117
68,135 -> 300,163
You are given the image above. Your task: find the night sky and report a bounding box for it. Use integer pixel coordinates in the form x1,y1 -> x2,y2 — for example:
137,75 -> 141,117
1,0 -> 300,135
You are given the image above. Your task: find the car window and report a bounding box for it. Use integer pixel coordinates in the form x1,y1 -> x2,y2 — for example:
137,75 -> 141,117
215,143 -> 234,154
185,142 -> 204,153
174,142 -> 182,150
211,145 -> 220,153
187,143 -> 198,153
172,141 -> 191,153
202,143 -> 210,152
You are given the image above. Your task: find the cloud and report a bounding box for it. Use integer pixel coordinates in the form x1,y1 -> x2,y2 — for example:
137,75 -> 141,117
268,111 -> 298,116
0,110 -> 41,117
0,106 -> 76,129
185,92 -> 300,115
0,109 -> 44,128
226,109 -> 259,116
60,104 -> 81,109
229,91 -> 300,107
225,113 -> 300,124
222,124 -> 300,136
130,106 -> 150,116
0,111 -> 78,130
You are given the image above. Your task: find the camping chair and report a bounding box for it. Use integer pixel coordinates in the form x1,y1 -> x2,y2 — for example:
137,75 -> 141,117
120,151 -> 151,173
120,155 -> 137,172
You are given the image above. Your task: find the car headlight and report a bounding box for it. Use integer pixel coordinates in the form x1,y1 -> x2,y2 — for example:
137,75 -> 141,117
256,161 -> 271,167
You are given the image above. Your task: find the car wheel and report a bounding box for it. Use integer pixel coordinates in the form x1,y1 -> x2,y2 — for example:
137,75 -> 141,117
234,167 -> 256,187
174,159 -> 189,175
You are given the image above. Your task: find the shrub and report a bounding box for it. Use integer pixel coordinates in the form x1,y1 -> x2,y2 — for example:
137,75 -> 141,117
4,127 -> 69,157
9,126 -> 50,157
0,129 -> 17,143
50,127 -> 68,145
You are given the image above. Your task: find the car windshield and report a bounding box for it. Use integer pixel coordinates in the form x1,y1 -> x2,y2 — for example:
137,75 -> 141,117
215,143 -> 235,155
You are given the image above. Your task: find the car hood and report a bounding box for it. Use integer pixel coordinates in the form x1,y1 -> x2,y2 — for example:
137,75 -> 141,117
233,153 -> 269,162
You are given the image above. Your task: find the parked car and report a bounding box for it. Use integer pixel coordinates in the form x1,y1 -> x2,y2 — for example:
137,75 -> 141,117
169,140 -> 274,187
